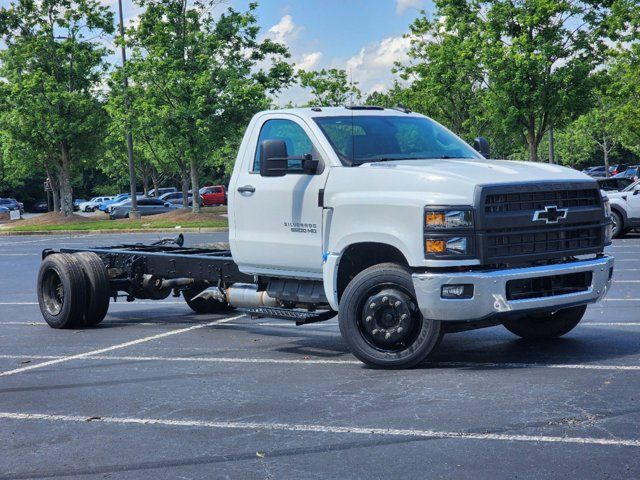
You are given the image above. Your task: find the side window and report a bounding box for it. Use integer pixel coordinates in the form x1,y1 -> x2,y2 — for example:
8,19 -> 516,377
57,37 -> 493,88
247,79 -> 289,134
253,119 -> 313,172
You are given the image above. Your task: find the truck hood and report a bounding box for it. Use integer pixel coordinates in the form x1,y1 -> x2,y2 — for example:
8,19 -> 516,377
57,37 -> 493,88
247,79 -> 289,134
360,158 -> 592,186
324,157 -> 597,210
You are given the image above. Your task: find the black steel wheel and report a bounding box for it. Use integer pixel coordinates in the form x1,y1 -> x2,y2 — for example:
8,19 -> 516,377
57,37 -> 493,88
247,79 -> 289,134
73,252 -> 111,326
339,263 -> 441,368
503,305 -> 586,339
37,254 -> 87,329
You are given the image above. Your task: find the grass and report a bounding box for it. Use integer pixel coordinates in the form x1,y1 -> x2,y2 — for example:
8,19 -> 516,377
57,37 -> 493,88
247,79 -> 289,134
4,207 -> 229,232
7,218 -> 229,232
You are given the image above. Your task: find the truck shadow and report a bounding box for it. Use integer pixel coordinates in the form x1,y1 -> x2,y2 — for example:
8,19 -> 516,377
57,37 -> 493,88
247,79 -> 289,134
96,309 -> 640,369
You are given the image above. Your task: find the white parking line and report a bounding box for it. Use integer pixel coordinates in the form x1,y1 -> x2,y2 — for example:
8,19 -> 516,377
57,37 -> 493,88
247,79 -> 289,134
0,353 -> 639,371
0,315 -> 244,377
0,411 -> 638,448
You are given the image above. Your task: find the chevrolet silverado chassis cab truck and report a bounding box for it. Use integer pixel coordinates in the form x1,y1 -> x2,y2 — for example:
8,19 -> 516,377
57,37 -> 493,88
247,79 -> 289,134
37,106 -> 615,368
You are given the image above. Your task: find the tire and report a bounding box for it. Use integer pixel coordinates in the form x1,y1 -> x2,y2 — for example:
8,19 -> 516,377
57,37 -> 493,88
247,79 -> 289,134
37,254 -> 87,329
503,305 -> 587,340
183,288 -> 234,314
73,252 -> 111,326
611,210 -> 624,238
338,263 -> 441,369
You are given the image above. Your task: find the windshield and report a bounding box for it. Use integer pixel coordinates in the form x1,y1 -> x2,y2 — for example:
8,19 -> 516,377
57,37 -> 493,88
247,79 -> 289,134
314,115 -> 481,165
623,180 -> 640,192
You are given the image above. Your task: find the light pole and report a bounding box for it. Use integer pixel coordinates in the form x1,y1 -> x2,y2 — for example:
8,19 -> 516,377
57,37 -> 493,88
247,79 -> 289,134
117,0 -> 140,219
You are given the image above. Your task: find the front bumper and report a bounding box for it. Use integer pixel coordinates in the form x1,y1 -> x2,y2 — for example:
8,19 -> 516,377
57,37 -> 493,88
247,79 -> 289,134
412,255 -> 614,321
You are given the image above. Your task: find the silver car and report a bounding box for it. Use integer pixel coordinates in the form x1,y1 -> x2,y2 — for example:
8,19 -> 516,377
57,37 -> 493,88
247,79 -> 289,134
109,198 -> 179,219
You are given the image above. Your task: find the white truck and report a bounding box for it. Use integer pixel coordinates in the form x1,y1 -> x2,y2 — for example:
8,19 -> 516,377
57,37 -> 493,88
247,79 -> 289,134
37,106 -> 614,368
607,180 -> 640,237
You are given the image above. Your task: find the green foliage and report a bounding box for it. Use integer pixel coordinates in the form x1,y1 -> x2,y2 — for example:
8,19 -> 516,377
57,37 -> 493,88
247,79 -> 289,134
298,68 -> 361,106
0,0 -> 114,214
123,0 -> 293,211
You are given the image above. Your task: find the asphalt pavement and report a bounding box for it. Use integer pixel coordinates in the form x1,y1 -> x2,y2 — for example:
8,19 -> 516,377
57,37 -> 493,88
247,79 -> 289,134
0,231 -> 639,479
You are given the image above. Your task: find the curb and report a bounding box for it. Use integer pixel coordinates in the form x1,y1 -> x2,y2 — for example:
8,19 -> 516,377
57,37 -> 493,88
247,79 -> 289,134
0,227 -> 229,236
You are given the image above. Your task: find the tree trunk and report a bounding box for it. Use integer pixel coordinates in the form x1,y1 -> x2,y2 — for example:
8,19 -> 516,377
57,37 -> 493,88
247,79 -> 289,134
180,169 -> 190,208
58,142 -> 74,217
151,167 -> 160,196
46,168 -> 60,212
603,134 -> 610,177
141,167 -> 150,197
189,156 -> 201,213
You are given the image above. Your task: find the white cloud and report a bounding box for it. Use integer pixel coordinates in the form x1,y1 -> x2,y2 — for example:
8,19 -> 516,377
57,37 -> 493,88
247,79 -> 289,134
266,14 -> 302,46
343,35 -> 411,93
396,0 -> 424,15
296,51 -> 323,71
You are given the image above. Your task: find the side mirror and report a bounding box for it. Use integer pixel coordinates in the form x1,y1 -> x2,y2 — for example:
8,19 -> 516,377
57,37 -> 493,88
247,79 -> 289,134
473,136 -> 490,158
260,139 -> 288,177
164,202 -> 171,207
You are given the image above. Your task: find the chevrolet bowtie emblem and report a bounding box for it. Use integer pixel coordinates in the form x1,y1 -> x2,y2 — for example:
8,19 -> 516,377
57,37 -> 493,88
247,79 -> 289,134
532,205 -> 568,224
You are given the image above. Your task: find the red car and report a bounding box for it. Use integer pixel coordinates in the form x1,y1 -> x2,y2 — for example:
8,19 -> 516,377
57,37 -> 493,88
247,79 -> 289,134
200,185 -> 227,206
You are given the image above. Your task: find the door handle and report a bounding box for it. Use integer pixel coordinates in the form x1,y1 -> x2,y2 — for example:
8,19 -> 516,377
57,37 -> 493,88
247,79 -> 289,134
237,185 -> 255,193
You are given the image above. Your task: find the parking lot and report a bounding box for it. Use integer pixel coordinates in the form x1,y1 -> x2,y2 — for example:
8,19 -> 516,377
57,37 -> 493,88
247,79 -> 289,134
0,232 -> 639,479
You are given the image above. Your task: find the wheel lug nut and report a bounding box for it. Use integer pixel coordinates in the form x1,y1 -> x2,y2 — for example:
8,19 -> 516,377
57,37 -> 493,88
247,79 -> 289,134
372,329 -> 378,334
369,302 -> 376,309
385,332 -> 391,339
394,301 -> 401,307
401,314 -> 408,320
397,327 -> 403,333
365,316 -> 372,322
382,296 -> 388,303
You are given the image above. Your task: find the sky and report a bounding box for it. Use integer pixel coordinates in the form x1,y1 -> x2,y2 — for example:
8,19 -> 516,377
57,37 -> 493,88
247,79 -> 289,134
0,0 -> 430,104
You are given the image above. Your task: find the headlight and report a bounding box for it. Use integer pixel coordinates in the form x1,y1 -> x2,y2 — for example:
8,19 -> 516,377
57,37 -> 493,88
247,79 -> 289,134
424,207 -> 475,258
425,209 -> 473,229
603,197 -> 613,244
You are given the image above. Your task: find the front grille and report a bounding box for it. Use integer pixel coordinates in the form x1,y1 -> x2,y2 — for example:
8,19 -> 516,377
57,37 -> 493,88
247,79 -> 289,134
484,188 -> 600,213
506,271 -> 592,301
486,223 -> 602,260
478,182 -> 605,264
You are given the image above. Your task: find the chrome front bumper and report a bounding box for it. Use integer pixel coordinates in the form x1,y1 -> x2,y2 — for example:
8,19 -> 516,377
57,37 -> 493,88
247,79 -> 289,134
412,256 -> 614,321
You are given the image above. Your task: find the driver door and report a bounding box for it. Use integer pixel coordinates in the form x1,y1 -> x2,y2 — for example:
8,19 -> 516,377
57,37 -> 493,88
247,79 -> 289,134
231,116 -> 329,278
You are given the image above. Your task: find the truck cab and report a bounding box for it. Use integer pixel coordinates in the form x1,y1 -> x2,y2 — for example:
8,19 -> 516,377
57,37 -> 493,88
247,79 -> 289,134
228,106 -> 613,366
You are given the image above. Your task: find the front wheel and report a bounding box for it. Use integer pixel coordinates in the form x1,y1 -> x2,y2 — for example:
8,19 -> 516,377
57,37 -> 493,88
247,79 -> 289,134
611,210 -> 624,238
503,305 -> 586,340
338,263 -> 441,369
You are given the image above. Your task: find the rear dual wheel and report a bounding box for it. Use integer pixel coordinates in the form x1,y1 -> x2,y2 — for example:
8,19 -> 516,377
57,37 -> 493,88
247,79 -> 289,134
339,263 -> 442,369
37,253 -> 110,329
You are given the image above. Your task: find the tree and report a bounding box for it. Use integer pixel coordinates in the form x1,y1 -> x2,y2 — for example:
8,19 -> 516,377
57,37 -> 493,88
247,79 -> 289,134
298,69 -> 361,107
396,4 -> 488,142
610,43 -> 640,157
0,0 -> 114,216
126,0 -> 293,212
397,0 -> 638,161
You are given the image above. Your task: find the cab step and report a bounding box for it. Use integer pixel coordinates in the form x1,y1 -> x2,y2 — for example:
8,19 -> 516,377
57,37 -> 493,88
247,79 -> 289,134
245,306 -> 335,325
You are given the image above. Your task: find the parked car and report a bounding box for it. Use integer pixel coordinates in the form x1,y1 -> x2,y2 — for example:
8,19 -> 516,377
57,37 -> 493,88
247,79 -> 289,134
613,166 -> 640,182
200,185 -> 227,206
32,200 -> 49,213
109,197 -> 178,219
73,199 -> 87,211
11,198 -> 25,214
99,193 -> 130,212
609,164 -> 629,176
0,206 -> 9,221
584,165 -> 607,177
608,180 -> 640,237
79,196 -> 114,212
148,187 -> 178,197
158,191 -> 199,206
597,177 -> 634,192
0,198 -> 22,212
